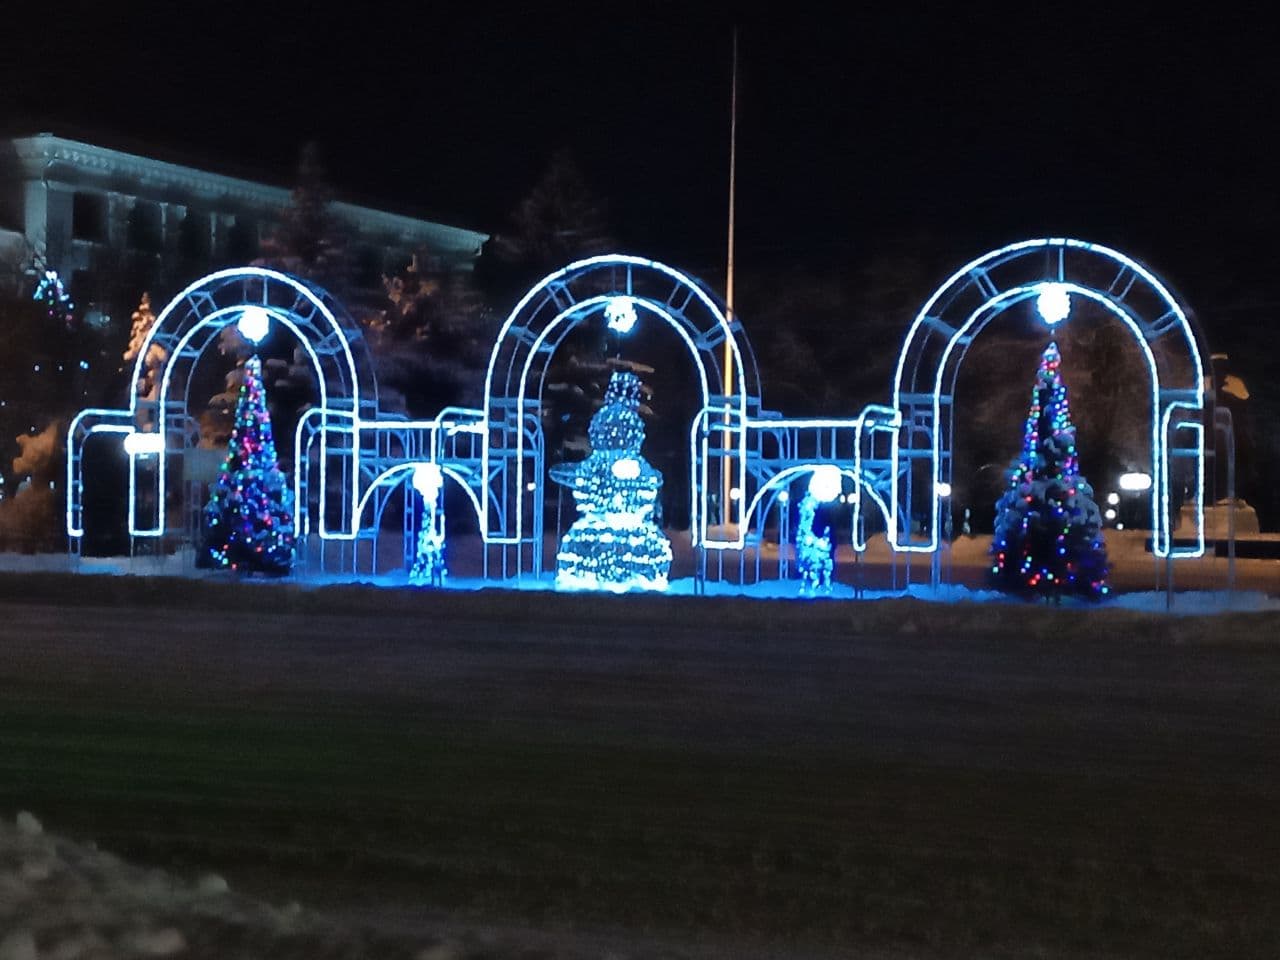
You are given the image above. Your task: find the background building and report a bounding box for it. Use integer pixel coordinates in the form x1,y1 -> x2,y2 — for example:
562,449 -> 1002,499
0,132 -> 488,319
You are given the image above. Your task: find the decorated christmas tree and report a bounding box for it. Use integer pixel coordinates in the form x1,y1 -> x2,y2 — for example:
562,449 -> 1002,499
200,355 -> 295,575
33,269 -> 75,328
552,371 -> 672,592
991,342 -> 1108,601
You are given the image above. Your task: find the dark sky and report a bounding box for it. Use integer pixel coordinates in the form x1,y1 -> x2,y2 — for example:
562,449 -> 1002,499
4,3 -> 1278,300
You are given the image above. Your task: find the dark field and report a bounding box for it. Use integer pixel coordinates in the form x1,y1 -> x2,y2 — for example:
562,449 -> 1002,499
1,574 -> 1278,958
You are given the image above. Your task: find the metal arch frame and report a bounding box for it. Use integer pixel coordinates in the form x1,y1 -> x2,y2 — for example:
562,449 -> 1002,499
67,267 -> 378,545
348,461 -> 482,577
891,238 -> 1209,559
740,463 -> 893,553
68,244 -> 1214,587
354,462 -> 483,535
292,406 -> 487,545
480,255 -> 764,576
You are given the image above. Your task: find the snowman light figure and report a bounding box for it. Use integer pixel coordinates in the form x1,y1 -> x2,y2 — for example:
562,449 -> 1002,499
552,371 -> 672,592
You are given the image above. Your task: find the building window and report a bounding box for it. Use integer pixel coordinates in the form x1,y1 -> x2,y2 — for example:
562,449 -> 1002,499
226,216 -> 258,263
179,211 -> 211,260
72,192 -> 107,242
126,201 -> 163,253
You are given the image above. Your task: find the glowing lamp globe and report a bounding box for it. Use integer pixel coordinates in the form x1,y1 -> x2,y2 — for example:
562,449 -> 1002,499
123,431 -> 165,456
237,306 -> 271,344
411,462 -> 443,499
935,481 -> 952,498
611,457 -> 641,480
1035,283 -> 1071,326
807,465 -> 842,504
1118,471 -> 1152,492
604,296 -> 638,334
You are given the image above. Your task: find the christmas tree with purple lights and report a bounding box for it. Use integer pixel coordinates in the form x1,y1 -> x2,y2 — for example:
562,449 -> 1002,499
200,356 -> 295,575
991,342 -> 1108,601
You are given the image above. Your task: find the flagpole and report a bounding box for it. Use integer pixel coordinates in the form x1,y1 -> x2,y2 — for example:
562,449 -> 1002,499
721,27 -> 739,534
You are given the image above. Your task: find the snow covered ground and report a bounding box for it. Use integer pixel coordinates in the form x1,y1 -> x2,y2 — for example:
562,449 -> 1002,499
0,810 -> 358,959
2,812 -> 743,960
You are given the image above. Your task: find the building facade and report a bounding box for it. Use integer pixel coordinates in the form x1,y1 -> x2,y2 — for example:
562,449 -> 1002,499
0,133 -> 488,319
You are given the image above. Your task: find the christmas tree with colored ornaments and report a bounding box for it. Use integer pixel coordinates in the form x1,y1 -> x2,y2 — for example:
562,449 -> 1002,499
200,356 -> 295,575
991,342 -> 1108,601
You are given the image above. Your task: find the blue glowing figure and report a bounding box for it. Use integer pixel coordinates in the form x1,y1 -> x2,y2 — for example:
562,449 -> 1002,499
553,372 -> 672,592
796,466 -> 838,595
410,463 -> 447,586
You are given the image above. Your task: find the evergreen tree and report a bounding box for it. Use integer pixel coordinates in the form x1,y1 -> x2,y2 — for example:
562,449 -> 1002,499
991,342 -> 1109,601
257,142 -> 350,291
371,258 -> 499,415
490,148 -> 614,279
121,292 -> 167,403
200,356 -> 295,574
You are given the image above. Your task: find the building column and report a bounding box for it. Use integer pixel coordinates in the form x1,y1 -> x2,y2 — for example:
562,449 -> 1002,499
22,179 -> 49,261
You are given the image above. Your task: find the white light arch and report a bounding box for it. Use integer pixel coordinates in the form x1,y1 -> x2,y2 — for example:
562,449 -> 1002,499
891,238 -> 1208,558
354,462 -> 483,532
739,464 -> 893,553
481,255 -> 762,570
67,268 -> 377,542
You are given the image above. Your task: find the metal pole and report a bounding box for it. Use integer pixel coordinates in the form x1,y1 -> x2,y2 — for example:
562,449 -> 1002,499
930,497 -> 940,592
721,27 -> 739,538
1217,407 -> 1237,596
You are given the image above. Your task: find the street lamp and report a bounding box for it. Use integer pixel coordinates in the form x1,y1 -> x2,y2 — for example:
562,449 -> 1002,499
1118,471 -> 1152,492
1117,471 -> 1152,531
931,480 -> 952,591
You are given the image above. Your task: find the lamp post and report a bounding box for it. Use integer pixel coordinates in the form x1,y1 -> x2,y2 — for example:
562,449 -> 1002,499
931,481 -> 952,592
1119,470 -> 1155,599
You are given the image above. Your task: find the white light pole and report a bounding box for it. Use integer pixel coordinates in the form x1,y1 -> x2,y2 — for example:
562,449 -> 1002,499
931,482 -> 952,592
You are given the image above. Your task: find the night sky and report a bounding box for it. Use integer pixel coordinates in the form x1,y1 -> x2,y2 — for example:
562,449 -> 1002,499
3,4 -> 1278,311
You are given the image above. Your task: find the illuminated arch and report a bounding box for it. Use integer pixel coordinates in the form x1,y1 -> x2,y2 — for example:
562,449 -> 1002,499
892,238 -> 1209,558
481,255 -> 762,566
740,464 -> 894,553
67,268 -> 377,541
355,462 -> 483,532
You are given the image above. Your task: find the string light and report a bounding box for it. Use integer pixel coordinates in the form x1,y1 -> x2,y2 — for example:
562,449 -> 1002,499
990,342 -> 1109,600
33,269 -> 75,327
554,372 -> 672,592
200,355 -> 296,574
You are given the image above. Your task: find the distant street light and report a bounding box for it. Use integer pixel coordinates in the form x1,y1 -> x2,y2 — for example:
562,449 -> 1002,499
1119,472 -> 1152,492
